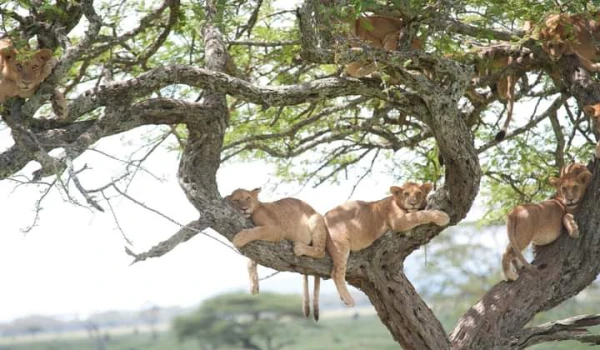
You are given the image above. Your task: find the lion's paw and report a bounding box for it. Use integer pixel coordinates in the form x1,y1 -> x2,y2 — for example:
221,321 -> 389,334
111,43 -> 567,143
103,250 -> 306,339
232,233 -> 247,249
565,214 -> 580,238
293,243 -> 308,257
505,269 -> 519,282
432,211 -> 450,226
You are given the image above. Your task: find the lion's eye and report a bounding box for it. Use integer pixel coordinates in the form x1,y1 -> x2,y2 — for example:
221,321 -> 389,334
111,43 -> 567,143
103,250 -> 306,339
246,196 -> 251,200
561,186 -> 567,192
403,191 -> 410,197
32,64 -> 38,70
15,63 -> 23,71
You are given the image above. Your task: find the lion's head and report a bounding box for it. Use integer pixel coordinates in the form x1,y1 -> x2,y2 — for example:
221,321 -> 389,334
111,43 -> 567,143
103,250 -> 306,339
549,163 -> 592,209
583,103 -> 600,123
390,182 -> 432,212
226,188 -> 261,217
0,44 -> 54,91
539,14 -> 578,61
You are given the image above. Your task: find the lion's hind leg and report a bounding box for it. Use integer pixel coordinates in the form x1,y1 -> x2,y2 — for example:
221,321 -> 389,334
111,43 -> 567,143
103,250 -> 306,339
293,214 -> 327,259
328,236 -> 354,307
502,246 -> 519,281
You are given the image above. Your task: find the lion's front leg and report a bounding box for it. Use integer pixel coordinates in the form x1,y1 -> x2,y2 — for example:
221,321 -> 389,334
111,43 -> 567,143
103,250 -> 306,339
51,88 -> 68,119
232,226 -> 282,248
563,213 -> 579,239
390,210 -> 450,233
247,259 -> 259,295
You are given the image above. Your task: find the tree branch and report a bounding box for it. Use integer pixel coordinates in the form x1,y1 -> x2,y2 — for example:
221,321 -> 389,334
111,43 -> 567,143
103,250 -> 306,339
515,314 -> 600,348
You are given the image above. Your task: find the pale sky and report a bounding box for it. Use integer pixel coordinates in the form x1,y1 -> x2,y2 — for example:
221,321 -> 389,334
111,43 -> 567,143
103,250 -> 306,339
0,125 -> 443,323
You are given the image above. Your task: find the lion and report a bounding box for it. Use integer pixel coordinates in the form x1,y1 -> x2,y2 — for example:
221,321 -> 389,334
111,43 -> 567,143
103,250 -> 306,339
539,13 -> 600,73
583,103 -> 600,158
0,38 -> 67,118
502,163 -> 592,281
345,15 -> 423,78
323,182 -> 450,307
226,187 -> 326,321
467,24 -> 533,141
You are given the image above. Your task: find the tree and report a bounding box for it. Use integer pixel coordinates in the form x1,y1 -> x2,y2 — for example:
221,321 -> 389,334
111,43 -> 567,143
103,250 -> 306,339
2,0 -> 600,349
173,292 -> 307,350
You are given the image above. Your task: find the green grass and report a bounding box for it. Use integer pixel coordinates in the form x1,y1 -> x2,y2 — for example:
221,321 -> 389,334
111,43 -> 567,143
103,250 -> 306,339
0,316 -> 397,350
2,315 -> 599,350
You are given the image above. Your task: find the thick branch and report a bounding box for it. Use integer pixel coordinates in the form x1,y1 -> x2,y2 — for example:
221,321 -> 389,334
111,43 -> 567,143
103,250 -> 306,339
515,314 -> 600,348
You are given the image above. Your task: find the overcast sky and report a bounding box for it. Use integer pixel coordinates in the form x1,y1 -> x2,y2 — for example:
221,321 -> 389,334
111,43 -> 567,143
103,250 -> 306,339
2,124 -> 458,322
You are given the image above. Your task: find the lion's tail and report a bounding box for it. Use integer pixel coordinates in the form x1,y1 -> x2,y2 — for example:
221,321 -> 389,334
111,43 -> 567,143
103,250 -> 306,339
302,274 -> 310,319
507,214 -> 534,269
313,276 -> 320,322
302,275 -> 321,322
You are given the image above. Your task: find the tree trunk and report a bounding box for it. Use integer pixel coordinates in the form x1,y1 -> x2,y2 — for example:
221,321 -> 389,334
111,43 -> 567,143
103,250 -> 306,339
449,55 -> 600,350
357,269 -> 450,349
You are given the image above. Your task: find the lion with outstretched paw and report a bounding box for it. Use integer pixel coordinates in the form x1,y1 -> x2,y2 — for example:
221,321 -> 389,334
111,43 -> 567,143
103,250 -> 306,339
502,163 -> 592,281
345,15 -> 423,78
0,38 -> 67,119
539,13 -> 600,72
324,182 -> 450,307
226,188 -> 326,321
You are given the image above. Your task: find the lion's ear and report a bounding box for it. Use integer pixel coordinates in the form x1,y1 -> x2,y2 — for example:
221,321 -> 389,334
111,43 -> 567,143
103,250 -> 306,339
0,47 -> 16,61
250,187 -> 261,197
548,176 -> 561,188
224,194 -> 232,202
35,49 -> 53,62
583,105 -> 597,116
390,186 -> 402,195
577,171 -> 592,186
421,183 -> 433,195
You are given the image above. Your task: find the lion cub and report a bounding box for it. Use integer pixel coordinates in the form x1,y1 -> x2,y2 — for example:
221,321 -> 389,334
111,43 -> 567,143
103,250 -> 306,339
539,13 -> 600,72
0,38 -> 67,118
345,15 -> 423,78
324,182 -> 450,307
583,103 -> 600,158
502,163 -> 592,281
226,188 -> 327,320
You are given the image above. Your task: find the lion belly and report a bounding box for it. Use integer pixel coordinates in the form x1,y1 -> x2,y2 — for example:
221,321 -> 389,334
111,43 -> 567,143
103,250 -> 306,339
510,201 -> 566,247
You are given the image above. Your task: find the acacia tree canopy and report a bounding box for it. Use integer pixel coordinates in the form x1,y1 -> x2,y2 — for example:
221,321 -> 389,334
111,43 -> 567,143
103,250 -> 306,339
2,0 -> 600,349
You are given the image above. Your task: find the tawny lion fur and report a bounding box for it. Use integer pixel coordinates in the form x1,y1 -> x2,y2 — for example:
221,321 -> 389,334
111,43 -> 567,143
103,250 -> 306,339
323,182 -> 450,307
539,13 -> 600,72
583,103 -> 600,158
471,42 -> 533,141
226,188 -> 326,321
502,163 -> 592,281
345,15 -> 423,78
0,38 -> 67,118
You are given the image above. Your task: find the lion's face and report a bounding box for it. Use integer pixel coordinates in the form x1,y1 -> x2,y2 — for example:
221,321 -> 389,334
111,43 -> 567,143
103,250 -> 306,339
0,47 -> 54,91
583,103 -> 600,128
540,15 -> 576,61
390,182 -> 433,212
226,188 -> 261,218
550,165 -> 592,209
